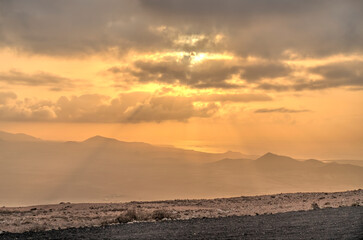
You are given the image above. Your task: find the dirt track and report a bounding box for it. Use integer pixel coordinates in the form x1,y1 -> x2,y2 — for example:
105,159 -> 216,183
1,206 -> 362,239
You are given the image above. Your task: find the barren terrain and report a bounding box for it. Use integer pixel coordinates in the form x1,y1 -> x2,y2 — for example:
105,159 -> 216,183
0,189 -> 361,234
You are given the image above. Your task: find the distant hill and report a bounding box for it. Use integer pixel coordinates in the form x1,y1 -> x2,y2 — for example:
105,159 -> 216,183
83,135 -> 122,144
322,160 -> 363,168
256,152 -> 295,162
209,153 -> 363,188
0,131 -> 362,207
0,130 -> 41,142
254,152 -> 301,168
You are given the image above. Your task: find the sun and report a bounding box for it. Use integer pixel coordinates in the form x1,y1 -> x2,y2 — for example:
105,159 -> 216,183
190,53 -> 207,64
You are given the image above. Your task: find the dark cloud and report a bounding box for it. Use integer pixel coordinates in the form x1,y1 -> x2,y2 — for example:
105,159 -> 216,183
109,58 -> 362,91
257,83 -> 291,92
254,107 -> 310,113
257,61 -> 363,91
109,58 -> 293,89
107,66 -> 123,74
0,0 -> 153,56
0,70 -> 76,90
1,0 -> 361,92
194,93 -> 272,102
0,91 -> 17,104
140,0 -> 363,58
240,62 -> 291,82
130,58 -> 240,89
308,62 -> 363,89
0,0 -> 361,58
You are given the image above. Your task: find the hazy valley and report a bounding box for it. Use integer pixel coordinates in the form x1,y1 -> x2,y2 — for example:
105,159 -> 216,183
1,131 -> 362,207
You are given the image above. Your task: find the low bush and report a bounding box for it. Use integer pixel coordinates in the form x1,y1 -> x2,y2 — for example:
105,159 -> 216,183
117,209 -> 142,223
116,208 -> 175,223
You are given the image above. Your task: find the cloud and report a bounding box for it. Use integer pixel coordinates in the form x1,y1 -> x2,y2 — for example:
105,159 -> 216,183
0,91 -> 276,122
257,83 -> 291,92
0,98 -> 56,121
0,70 -> 76,91
307,61 -> 363,89
0,92 -> 219,123
257,61 -> 363,91
348,87 -> 363,91
124,96 -> 218,123
0,0 -> 151,56
2,1 -> 361,92
107,66 -> 123,74
109,56 -> 362,91
130,57 -> 241,89
0,0 -> 361,58
0,91 -> 17,104
140,0 -> 363,58
254,107 -> 310,113
194,93 -> 272,102
114,57 -> 292,89
240,62 -> 291,82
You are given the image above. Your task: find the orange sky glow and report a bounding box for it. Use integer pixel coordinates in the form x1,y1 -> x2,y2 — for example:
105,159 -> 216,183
0,0 -> 362,160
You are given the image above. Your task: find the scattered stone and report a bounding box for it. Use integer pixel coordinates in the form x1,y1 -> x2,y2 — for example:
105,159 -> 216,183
311,203 -> 320,210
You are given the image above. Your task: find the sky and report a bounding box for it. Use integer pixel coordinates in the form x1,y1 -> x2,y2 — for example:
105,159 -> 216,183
0,0 -> 362,159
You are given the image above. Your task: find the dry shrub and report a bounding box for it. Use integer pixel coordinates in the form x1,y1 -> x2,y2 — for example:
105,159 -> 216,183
151,209 -> 174,220
28,224 -> 47,232
117,209 -> 138,223
116,209 -> 149,223
101,218 -> 118,226
116,208 -> 175,223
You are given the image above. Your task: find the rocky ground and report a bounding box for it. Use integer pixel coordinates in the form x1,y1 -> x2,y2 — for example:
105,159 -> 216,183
0,189 -> 362,234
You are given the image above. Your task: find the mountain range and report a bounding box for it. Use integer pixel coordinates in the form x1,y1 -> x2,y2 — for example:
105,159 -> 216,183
0,131 -> 362,206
